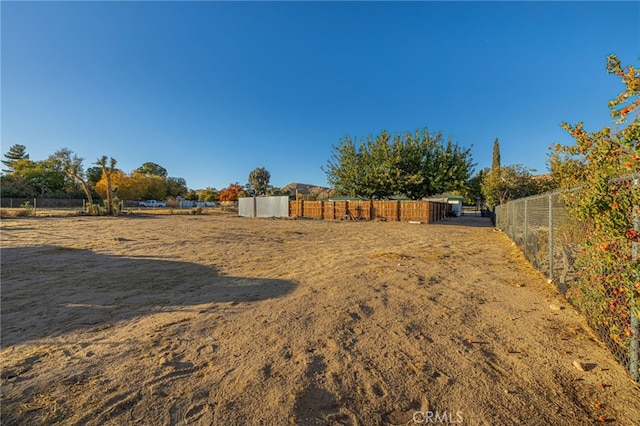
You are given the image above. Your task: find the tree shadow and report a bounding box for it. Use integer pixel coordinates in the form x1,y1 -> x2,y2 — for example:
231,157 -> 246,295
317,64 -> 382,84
0,245 -> 296,347
435,216 -> 494,228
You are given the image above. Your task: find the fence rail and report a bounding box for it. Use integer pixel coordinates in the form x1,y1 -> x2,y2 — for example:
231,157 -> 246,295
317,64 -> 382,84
495,175 -> 640,383
0,198 -> 85,209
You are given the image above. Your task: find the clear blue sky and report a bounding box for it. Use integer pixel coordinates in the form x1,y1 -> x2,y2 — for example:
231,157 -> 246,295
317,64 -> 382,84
2,1 -> 639,191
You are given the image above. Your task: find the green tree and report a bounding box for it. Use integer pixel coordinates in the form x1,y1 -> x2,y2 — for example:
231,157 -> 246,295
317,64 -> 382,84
324,127 -> 474,200
464,169 -> 487,206
324,134 -> 366,198
185,189 -> 199,201
135,162 -> 168,177
165,177 -> 188,198
15,158 -> 68,196
247,167 -> 271,196
481,164 -> 537,208
492,138 -> 501,171
0,174 -> 31,198
86,166 -> 103,188
200,187 -> 219,202
2,144 -> 29,174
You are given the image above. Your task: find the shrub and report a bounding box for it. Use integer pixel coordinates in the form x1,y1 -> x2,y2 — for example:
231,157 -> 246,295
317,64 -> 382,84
553,54 -> 639,349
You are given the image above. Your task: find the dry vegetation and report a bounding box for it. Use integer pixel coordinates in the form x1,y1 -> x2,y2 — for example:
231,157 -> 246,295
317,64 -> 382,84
1,214 -> 639,425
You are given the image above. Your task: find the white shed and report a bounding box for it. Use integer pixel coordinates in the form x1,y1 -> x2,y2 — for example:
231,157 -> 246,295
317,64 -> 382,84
427,194 -> 465,217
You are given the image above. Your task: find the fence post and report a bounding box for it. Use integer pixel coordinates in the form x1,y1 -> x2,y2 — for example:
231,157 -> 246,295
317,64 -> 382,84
524,199 -> 528,258
33,198 -> 37,217
548,194 -> 554,281
630,176 -> 639,381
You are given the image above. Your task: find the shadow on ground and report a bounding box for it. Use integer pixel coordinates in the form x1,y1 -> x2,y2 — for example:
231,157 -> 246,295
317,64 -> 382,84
436,215 -> 494,228
1,245 -> 296,347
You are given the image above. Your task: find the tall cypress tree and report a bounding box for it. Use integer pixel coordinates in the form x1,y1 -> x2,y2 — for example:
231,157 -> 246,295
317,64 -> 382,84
492,138 -> 501,171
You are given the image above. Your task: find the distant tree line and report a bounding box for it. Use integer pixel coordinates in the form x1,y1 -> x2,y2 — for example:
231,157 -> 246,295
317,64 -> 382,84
1,145 -> 298,209
0,146 -> 189,204
2,133 -> 558,214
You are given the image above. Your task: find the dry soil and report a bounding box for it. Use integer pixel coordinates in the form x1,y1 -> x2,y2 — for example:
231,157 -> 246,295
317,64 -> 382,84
1,214 -> 639,425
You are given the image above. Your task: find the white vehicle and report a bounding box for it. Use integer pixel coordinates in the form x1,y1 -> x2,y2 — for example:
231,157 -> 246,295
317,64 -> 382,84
139,200 -> 167,207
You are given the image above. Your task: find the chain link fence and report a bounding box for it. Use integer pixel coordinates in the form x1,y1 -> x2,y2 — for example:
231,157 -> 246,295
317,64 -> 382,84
495,175 -> 639,383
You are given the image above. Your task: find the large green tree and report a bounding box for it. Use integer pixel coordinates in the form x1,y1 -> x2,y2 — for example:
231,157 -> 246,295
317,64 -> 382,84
492,138 -> 501,171
5,158 -> 67,197
247,167 -> 271,196
135,162 -> 168,177
481,163 -> 538,208
324,127 -> 474,200
165,177 -> 188,197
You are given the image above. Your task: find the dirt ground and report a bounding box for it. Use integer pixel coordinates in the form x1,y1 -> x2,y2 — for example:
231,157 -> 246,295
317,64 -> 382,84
1,214 -> 639,425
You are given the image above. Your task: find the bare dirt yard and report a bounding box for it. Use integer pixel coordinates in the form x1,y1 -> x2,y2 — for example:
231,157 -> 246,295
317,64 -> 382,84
1,214 -> 639,425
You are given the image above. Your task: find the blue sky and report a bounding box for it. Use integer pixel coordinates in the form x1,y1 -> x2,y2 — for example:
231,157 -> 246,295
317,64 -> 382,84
2,1 -> 639,191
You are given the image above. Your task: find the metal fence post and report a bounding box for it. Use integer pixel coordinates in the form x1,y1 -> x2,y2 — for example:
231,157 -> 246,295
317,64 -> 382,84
631,176 -> 639,381
548,194 -> 554,281
524,199 -> 528,258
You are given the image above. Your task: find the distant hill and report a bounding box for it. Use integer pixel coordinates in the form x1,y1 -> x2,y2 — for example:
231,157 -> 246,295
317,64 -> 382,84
282,183 -> 334,199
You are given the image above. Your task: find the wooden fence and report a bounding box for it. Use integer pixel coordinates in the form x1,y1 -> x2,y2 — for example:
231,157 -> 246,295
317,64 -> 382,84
289,200 -> 451,223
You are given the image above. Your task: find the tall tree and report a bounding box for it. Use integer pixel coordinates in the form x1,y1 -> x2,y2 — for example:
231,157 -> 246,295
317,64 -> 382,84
2,144 -> 29,174
247,167 -> 271,196
482,138 -> 505,210
165,177 -> 188,198
324,127 -> 474,200
135,162 -> 168,177
491,138 -> 501,172
52,148 -> 94,212
324,134 -> 365,198
481,164 -> 537,207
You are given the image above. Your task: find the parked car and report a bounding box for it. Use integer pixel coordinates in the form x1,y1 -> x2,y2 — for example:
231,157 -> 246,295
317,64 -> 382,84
139,200 -> 167,207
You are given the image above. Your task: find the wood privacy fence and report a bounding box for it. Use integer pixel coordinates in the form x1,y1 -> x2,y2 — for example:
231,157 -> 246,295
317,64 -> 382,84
289,200 -> 451,223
